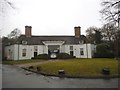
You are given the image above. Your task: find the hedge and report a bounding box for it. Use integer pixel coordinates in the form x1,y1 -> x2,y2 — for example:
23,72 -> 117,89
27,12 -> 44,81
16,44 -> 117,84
57,53 -> 75,59
32,54 -> 49,60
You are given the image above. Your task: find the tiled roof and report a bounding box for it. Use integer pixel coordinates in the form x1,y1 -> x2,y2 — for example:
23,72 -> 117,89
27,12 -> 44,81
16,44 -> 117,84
13,35 -> 89,45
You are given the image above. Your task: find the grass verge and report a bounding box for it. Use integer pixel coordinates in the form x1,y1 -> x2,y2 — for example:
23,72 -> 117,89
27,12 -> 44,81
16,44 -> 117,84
2,60 -> 48,65
35,58 -> 119,77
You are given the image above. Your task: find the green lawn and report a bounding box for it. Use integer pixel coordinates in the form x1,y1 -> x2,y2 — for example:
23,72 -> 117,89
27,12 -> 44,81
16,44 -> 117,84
35,58 -> 119,77
2,60 -> 47,65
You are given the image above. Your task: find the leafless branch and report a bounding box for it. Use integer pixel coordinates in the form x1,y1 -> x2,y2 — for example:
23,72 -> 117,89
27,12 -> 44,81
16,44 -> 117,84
4,0 -> 16,9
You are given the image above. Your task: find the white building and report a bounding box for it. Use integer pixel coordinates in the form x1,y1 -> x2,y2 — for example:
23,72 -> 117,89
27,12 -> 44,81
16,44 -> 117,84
5,26 -> 95,60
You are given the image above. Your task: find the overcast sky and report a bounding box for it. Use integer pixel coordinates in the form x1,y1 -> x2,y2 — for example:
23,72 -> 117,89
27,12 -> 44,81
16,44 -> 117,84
1,0 -> 103,36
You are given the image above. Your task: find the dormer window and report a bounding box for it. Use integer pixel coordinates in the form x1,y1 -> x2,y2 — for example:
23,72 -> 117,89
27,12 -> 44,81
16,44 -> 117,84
79,40 -> 84,44
22,41 -> 27,45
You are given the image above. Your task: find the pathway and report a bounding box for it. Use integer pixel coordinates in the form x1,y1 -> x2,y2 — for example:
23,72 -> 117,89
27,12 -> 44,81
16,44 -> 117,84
15,60 -> 58,68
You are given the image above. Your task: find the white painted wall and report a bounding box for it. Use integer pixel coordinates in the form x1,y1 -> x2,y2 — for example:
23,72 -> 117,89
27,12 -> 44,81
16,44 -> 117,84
5,45 -> 14,60
74,45 -> 83,58
5,43 -> 95,60
5,45 -> 19,60
87,44 -> 92,58
18,45 -> 32,60
60,45 -> 65,53
63,44 -> 95,58
5,44 -> 46,60
18,45 -> 46,60
63,44 -> 86,58
64,45 -> 70,54
91,44 -> 96,57
43,45 -> 48,54
38,45 -> 44,54
14,45 -> 19,60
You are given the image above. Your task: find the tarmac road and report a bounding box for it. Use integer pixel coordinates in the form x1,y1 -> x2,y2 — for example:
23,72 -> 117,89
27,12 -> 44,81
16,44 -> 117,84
2,64 -> 119,88
0,64 -> 2,89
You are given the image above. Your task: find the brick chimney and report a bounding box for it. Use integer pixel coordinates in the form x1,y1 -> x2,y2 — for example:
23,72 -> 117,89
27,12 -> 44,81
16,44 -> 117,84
25,26 -> 32,37
74,26 -> 81,38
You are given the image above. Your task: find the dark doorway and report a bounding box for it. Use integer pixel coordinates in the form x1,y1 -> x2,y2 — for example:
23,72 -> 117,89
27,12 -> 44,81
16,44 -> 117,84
34,52 -> 37,57
48,45 -> 60,59
70,51 -> 73,56
48,45 -> 60,52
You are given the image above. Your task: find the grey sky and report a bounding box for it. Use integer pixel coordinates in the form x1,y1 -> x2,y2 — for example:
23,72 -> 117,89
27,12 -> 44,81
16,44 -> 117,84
2,0 -> 102,36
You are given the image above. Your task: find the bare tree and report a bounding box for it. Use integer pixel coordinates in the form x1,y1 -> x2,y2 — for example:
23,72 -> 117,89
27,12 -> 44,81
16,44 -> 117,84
100,0 -> 120,59
100,0 -> 120,25
86,27 -> 102,44
8,28 -> 21,39
101,23 -> 117,42
1,0 -> 15,11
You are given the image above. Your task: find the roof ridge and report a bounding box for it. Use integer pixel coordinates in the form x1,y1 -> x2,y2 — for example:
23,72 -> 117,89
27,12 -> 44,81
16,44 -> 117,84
20,35 -> 86,37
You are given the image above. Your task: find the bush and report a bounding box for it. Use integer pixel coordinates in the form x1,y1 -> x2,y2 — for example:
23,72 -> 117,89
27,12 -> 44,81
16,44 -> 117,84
28,66 -> 34,69
57,53 -> 75,59
36,66 -> 42,71
94,43 -> 114,58
32,54 -> 49,60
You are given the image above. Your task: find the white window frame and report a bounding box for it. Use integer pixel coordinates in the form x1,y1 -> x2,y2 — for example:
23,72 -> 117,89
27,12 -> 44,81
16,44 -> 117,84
22,49 -> 26,57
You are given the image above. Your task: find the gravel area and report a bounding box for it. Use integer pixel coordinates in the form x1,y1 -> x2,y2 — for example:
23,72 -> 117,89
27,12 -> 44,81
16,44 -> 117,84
15,60 -> 58,68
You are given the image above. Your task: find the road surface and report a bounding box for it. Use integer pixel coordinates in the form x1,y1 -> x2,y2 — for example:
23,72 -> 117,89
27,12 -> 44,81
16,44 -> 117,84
0,64 -> 2,89
2,64 -> 119,88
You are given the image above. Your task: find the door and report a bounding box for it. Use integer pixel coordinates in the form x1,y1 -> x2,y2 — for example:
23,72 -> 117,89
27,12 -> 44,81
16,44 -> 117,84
34,52 -> 37,57
70,51 -> 73,56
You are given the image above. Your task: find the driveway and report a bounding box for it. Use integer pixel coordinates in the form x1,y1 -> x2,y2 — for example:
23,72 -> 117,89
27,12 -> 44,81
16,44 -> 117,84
15,60 -> 58,68
2,64 -> 119,88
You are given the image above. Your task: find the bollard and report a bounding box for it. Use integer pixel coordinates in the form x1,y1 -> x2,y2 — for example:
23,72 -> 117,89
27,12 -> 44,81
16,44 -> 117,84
102,68 -> 110,75
58,70 -> 65,75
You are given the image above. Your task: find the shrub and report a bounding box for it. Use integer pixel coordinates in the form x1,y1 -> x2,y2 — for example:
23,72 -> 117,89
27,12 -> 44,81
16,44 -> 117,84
32,54 -> 49,60
36,66 -> 42,71
28,66 -> 34,69
57,53 -> 75,59
94,43 -> 114,58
